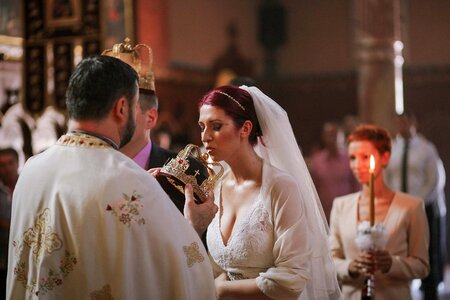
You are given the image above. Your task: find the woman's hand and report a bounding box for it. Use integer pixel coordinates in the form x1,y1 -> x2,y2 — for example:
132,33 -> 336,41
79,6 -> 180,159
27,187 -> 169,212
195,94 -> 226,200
372,249 -> 393,273
348,251 -> 372,277
348,260 -> 360,278
349,249 -> 392,277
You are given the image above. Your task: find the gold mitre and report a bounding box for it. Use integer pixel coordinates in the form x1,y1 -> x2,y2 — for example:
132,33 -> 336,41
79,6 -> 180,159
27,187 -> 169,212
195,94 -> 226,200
155,144 -> 224,204
101,37 -> 155,91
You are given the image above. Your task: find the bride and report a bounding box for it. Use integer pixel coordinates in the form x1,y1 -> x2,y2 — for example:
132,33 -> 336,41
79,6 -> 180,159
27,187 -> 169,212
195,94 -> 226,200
198,85 -> 341,299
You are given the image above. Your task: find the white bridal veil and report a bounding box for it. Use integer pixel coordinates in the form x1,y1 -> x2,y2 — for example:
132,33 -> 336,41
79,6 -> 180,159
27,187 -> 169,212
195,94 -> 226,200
240,85 -> 341,300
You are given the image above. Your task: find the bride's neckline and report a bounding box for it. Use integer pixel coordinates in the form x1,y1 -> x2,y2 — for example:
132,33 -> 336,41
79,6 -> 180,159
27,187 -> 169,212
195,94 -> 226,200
218,164 -> 265,247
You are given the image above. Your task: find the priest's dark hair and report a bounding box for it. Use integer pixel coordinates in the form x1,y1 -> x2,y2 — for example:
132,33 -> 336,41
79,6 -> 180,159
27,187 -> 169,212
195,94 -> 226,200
66,55 -> 138,120
198,85 -> 262,146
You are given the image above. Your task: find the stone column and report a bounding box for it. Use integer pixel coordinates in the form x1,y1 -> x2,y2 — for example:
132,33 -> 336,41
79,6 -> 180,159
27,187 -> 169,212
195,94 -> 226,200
354,0 -> 403,132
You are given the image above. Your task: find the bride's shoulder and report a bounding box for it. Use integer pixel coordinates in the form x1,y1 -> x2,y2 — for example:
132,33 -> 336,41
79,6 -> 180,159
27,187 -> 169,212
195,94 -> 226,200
262,162 -> 296,190
263,162 -> 293,179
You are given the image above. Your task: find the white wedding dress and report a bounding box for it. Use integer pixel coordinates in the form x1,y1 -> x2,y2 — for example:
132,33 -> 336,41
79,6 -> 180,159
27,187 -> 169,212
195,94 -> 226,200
207,162 -> 312,300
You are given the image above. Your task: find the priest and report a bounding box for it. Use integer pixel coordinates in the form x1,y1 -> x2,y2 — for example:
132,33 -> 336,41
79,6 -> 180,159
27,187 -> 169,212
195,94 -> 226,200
6,55 -> 217,299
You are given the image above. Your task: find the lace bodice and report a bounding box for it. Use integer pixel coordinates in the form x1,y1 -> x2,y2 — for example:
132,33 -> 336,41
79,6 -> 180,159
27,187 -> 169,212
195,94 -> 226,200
207,185 -> 274,280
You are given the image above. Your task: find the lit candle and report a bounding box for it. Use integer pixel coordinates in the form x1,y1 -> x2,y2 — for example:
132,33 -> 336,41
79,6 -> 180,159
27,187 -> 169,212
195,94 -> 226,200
369,155 -> 375,226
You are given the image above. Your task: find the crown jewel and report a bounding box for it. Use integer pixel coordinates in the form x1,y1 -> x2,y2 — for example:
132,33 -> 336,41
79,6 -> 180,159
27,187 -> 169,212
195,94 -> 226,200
102,37 -> 155,91
158,144 -> 224,203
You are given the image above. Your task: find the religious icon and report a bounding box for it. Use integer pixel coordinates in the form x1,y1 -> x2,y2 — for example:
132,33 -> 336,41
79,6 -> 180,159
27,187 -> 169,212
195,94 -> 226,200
46,0 -> 81,28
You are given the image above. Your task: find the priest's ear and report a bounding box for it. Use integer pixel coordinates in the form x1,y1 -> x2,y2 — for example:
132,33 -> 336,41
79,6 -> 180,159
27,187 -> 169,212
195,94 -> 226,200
113,97 -> 129,124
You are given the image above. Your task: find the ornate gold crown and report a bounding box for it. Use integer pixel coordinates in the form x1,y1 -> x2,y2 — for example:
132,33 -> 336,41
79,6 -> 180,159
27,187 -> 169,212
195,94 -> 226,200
157,144 -> 224,203
101,37 -> 155,91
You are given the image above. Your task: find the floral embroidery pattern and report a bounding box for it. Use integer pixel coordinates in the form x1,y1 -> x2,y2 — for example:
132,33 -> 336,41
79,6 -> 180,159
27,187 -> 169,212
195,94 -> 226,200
13,261 -> 27,287
106,191 -> 145,226
183,242 -> 204,267
12,209 -> 78,296
90,284 -> 114,300
12,240 -> 23,260
14,251 -> 77,296
23,208 -> 62,262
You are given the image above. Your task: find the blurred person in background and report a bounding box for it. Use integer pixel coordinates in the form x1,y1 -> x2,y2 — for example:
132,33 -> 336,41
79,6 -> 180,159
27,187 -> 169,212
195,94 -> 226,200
309,121 -> 360,222
385,111 -> 446,300
0,147 -> 19,299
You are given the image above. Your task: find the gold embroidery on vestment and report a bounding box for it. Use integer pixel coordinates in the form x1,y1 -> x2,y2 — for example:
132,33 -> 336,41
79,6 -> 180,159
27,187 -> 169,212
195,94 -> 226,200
57,133 -> 111,149
106,191 -> 146,226
13,209 -> 77,296
183,242 -> 204,267
23,208 -> 62,261
14,247 -> 77,295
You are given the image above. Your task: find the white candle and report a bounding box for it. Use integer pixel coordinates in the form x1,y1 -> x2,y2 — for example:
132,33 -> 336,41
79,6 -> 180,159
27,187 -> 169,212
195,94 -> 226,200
369,155 -> 375,226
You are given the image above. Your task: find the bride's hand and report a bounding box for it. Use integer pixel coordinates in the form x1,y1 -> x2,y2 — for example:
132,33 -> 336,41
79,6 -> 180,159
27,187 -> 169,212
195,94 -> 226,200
215,273 -> 228,299
184,184 -> 218,236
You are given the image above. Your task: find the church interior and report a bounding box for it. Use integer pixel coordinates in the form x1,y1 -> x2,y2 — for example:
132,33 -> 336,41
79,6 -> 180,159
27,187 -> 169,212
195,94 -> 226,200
1,0 -> 450,298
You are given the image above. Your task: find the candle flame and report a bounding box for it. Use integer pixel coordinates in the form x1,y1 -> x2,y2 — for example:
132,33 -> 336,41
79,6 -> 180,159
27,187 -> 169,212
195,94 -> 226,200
369,155 -> 375,173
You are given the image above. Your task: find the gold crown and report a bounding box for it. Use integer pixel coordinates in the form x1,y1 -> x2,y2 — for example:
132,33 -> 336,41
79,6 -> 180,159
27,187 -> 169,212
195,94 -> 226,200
159,144 -> 224,203
101,37 -> 155,91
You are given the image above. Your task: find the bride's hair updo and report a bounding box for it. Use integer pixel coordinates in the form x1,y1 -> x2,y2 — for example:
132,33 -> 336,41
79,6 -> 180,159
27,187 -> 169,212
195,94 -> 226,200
199,85 -> 262,146
347,124 -> 392,155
